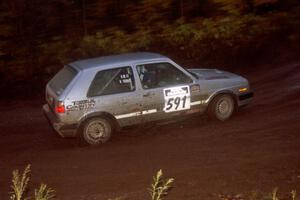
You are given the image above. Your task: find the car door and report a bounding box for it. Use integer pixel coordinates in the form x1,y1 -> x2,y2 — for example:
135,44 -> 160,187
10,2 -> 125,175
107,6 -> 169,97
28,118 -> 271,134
134,61 -> 200,123
86,66 -> 142,127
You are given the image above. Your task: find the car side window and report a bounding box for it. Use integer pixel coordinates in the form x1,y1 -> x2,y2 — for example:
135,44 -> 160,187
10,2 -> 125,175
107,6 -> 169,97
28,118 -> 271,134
137,62 -> 193,89
87,66 -> 135,97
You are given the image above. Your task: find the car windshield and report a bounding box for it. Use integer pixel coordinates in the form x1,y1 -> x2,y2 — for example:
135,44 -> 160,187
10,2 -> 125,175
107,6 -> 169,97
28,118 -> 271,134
49,65 -> 78,96
188,71 -> 199,79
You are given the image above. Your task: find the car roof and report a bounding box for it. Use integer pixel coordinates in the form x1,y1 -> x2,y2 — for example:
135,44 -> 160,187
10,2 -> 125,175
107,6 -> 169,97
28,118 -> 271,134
70,52 -> 168,71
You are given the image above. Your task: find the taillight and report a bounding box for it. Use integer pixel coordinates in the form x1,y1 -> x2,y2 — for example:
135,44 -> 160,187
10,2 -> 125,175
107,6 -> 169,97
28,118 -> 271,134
55,101 -> 65,113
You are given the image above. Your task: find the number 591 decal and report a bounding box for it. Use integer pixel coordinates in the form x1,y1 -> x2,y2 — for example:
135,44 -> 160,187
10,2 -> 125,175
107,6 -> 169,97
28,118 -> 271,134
163,86 -> 190,112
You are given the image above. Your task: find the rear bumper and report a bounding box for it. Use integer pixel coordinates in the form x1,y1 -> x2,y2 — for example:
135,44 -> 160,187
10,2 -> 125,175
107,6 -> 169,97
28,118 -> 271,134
42,104 -> 77,137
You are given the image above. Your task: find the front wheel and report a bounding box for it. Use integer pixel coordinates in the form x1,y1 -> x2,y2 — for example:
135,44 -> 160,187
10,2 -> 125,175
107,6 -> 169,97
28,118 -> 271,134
208,94 -> 235,121
80,117 -> 112,146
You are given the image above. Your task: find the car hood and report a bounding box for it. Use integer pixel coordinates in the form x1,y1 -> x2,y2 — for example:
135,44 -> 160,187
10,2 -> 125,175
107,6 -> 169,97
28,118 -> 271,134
188,68 -> 239,80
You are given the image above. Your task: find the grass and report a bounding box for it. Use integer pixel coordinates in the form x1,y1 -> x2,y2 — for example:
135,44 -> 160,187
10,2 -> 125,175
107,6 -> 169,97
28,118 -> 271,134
271,188 -> 297,200
10,165 -> 30,200
34,184 -> 55,200
7,165 -> 299,200
149,169 -> 174,200
9,165 -> 55,200
291,190 -> 297,200
219,188 -> 298,200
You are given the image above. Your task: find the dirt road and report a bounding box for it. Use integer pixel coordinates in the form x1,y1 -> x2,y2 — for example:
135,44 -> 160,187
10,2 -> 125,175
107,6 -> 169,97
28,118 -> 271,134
0,61 -> 300,200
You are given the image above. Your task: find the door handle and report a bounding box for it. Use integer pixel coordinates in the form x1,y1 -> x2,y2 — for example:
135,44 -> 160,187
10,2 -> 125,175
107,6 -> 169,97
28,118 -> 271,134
143,92 -> 153,97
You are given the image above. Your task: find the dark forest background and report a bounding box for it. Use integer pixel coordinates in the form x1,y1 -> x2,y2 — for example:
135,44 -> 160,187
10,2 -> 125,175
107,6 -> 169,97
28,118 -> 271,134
0,0 -> 299,98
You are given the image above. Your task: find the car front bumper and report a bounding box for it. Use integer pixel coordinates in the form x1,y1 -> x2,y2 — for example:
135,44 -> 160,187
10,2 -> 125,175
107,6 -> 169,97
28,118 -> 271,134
42,104 -> 77,137
239,92 -> 254,101
238,92 -> 254,107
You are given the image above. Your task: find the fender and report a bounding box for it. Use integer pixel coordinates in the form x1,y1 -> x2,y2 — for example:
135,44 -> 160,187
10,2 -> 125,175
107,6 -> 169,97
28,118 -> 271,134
206,89 -> 238,108
78,111 -> 120,131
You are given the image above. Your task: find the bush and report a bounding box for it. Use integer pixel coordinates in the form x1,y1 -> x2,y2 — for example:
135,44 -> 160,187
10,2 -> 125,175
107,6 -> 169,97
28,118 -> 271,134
2,1 -> 299,90
80,27 -> 152,57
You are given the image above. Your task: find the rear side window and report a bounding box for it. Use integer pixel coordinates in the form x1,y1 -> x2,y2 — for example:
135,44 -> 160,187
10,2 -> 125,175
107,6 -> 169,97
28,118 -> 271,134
49,65 -> 78,96
87,66 -> 135,97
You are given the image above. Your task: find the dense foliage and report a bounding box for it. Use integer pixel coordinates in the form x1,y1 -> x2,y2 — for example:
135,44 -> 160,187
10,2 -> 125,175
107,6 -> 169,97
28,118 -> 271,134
0,0 -> 299,97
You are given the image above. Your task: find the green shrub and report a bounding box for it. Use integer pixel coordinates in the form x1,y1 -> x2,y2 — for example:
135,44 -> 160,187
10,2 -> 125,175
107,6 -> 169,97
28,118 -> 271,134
81,27 -> 153,57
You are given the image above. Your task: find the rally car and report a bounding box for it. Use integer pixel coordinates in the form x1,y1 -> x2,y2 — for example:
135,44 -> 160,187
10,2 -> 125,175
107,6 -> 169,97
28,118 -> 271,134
43,52 -> 253,145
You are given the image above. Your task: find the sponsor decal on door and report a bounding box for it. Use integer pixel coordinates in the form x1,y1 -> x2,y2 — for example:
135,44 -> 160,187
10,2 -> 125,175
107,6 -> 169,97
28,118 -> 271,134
163,86 -> 190,112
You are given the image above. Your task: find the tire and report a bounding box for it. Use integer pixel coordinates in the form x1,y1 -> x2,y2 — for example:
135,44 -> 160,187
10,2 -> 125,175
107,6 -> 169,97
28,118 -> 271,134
80,117 -> 112,146
208,94 -> 235,121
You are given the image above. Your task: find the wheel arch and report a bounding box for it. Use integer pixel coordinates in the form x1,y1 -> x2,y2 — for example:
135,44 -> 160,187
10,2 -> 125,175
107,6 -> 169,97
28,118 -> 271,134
206,90 -> 238,112
78,111 -> 120,133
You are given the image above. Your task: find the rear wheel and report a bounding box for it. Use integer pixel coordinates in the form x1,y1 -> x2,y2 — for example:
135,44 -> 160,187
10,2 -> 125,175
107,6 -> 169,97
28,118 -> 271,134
80,117 -> 112,145
208,94 -> 235,121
